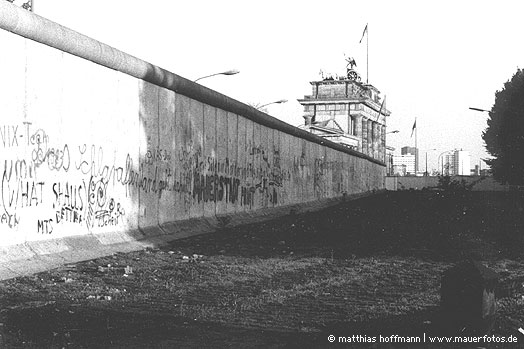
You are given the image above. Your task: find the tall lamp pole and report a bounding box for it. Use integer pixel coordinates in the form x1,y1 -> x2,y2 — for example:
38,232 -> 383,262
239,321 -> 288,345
194,69 -> 239,82
385,130 -> 399,174
256,99 -> 288,110
469,107 -> 491,114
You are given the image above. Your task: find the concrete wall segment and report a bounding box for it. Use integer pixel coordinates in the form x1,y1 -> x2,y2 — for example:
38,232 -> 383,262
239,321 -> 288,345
245,119 -> 255,210
253,122 -> 262,209
158,87 -> 177,225
385,176 -> 508,192
202,104 -> 217,217
138,81 -> 160,230
215,109 -> 229,215
0,28 -> 26,120
173,94 -> 192,220
236,116 -> 247,212
269,129 -> 278,208
278,131 -> 290,207
0,2 -> 387,278
188,99 -> 205,219
226,112 -> 239,214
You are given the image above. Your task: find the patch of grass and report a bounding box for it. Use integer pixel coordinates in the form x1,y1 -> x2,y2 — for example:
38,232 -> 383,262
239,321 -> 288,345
1,191 -> 524,347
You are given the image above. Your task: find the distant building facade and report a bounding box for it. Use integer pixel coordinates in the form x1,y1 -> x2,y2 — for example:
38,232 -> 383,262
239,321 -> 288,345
297,61 -> 390,162
443,149 -> 471,175
443,153 -> 454,175
392,154 -> 416,175
401,146 -> 419,173
453,150 -> 471,175
401,146 -> 417,156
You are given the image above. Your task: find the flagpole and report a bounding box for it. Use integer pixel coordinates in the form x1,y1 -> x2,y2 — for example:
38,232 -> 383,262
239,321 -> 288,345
359,24 -> 368,84
366,24 -> 369,84
415,119 -> 418,175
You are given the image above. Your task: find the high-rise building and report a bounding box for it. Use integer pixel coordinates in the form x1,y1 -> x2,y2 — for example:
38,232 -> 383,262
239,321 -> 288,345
401,146 -> 417,156
443,153 -> 454,175
442,149 -> 471,175
297,60 -> 391,162
401,146 -> 418,172
453,150 -> 470,175
392,154 -> 415,175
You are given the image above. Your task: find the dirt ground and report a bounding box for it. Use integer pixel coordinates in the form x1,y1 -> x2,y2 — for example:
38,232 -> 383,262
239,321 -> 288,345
1,190 -> 524,348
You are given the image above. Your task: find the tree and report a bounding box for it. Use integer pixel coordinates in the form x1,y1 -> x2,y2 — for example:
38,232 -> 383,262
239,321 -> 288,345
482,69 -> 524,185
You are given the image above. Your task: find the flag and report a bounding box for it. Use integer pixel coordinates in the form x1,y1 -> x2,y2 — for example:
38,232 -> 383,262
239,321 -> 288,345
359,23 -> 368,43
376,95 -> 386,122
411,119 -> 417,138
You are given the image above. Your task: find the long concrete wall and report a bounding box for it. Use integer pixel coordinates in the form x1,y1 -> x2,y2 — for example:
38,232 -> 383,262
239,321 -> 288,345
0,3 -> 385,278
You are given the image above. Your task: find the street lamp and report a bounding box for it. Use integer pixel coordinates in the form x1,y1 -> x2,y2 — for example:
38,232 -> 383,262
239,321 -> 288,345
194,69 -> 239,82
469,107 -> 490,113
256,99 -> 288,110
384,130 -> 399,165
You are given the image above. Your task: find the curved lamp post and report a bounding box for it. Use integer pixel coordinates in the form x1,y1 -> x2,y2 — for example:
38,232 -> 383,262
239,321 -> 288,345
256,99 -> 288,110
438,149 -> 455,175
469,107 -> 490,114
194,69 -> 239,82
384,130 -> 399,172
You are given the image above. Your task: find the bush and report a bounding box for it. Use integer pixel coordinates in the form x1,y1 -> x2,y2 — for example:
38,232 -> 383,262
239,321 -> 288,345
437,175 -> 470,194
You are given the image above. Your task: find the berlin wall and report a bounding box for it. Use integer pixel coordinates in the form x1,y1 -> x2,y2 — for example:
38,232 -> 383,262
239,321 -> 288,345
0,3 -> 385,277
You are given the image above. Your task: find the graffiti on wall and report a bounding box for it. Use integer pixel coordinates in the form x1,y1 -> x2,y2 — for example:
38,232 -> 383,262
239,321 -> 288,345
0,119 -> 295,235
0,115 -> 360,238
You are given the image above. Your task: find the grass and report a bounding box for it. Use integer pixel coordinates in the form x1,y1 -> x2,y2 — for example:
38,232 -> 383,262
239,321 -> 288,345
0,190 -> 523,347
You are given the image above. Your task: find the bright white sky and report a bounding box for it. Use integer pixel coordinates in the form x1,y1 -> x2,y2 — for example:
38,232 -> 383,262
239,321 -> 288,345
34,0 -> 524,171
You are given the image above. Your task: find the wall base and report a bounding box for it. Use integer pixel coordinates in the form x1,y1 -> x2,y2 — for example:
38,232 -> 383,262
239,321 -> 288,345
0,190 -> 380,281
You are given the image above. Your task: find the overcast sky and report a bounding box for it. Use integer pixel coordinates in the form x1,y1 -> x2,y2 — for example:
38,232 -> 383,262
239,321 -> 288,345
34,0 -> 524,171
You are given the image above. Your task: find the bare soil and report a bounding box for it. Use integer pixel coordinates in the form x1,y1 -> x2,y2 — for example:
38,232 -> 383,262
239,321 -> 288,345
1,190 -> 524,348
